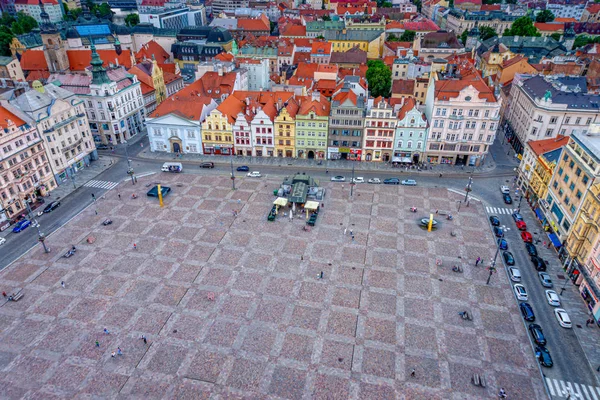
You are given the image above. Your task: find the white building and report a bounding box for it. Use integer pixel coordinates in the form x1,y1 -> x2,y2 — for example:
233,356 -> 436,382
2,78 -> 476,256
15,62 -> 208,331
239,58 -> 271,91
48,44 -> 146,145
232,112 -> 252,156
11,83 -> 97,186
251,106 -> 275,157
139,6 -> 206,30
14,0 -> 62,23
394,97 -> 428,164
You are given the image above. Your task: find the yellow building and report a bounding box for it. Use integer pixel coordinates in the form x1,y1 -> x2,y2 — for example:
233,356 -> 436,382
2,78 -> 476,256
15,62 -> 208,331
479,46 -> 516,78
128,58 -> 167,115
565,182 -> 600,271
274,99 -> 299,158
201,95 -> 243,155
324,29 -> 385,59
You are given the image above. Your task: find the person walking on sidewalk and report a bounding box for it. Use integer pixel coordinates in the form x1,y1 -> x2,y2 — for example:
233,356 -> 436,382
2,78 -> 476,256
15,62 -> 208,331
475,257 -> 481,266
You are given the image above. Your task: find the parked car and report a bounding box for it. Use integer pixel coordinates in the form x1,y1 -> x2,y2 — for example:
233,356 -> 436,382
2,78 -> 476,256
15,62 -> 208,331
528,324 -> 547,346
43,201 -> 61,213
509,267 -> 522,282
531,256 -> 547,271
535,346 -> 553,368
516,220 -> 527,230
331,176 -> 346,182
514,284 -> 528,301
247,171 -> 261,178
498,238 -> 508,250
521,231 -> 533,243
489,216 -> 500,226
501,185 -> 510,194
12,219 -> 31,233
525,243 -> 538,257
538,272 -> 553,288
554,308 -> 572,328
96,143 -> 109,150
519,302 -> 535,321
236,166 -> 249,172
493,226 -> 504,237
503,193 -> 513,204
546,290 -> 561,306
0,237 -> 5,245
401,179 -> 417,186
512,212 -> 523,221
383,178 -> 400,185
200,162 -> 214,168
353,177 -> 364,183
503,251 -> 515,265
368,178 -> 381,184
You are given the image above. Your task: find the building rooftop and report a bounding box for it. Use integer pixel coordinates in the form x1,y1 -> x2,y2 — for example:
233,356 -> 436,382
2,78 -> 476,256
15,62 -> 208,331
528,135 -> 569,157
520,75 -> 600,110
11,84 -> 77,115
323,29 -> 383,42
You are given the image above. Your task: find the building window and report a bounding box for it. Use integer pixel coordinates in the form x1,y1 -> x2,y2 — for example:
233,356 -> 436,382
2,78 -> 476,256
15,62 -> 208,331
583,175 -> 589,184
558,167 -> 563,176
563,175 -> 569,183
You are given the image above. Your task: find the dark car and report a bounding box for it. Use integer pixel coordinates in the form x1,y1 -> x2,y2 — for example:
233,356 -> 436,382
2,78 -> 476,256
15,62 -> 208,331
43,201 -> 60,213
200,162 -> 214,168
489,216 -> 500,226
531,255 -> 547,271
493,226 -> 504,237
535,346 -> 553,368
525,242 -> 538,257
12,219 -> 31,233
96,143 -> 109,150
503,251 -> 515,266
512,212 -> 523,222
528,324 -> 547,346
503,193 -> 513,204
383,178 -> 400,185
498,238 -> 508,250
236,166 -> 249,172
519,302 -> 535,322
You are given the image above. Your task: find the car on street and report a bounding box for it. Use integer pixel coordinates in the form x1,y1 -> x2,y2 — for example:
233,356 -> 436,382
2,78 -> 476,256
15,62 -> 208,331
247,171 -> 261,178
498,238 -> 508,250
353,177 -> 364,183
501,185 -> 510,194
514,284 -> 528,300
520,302 -> 535,321
554,308 -> 572,328
512,212 -> 523,221
528,324 -> 547,346
509,267 -> 522,282
200,162 -> 215,168
12,219 -> 31,233
515,220 -> 527,230
43,201 -> 61,213
401,179 -> 417,186
538,272 -> 553,288
0,237 -> 5,245
368,178 -> 381,184
525,243 -> 538,257
96,143 -> 109,150
521,231 -> 533,243
489,216 -> 500,226
331,176 -> 345,182
503,251 -> 515,265
503,193 -> 513,204
383,178 -> 400,185
236,166 -> 249,172
535,346 -> 553,368
531,256 -> 547,271
546,290 -> 561,306
493,226 -> 504,237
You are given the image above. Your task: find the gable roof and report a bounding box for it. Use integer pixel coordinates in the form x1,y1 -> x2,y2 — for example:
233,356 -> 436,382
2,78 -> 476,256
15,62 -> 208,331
67,49 -> 133,71
298,93 -> 330,116
135,40 -> 170,63
434,75 -> 496,102
20,50 -> 48,71
238,14 -> 271,32
311,41 -> 332,55
0,105 -> 25,129
281,24 -> 307,37
392,79 -> 415,95
528,135 -> 569,157
398,97 -> 417,120
149,94 -> 213,120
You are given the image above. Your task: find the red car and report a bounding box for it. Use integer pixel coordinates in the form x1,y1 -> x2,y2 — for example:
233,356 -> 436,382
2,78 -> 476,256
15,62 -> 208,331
516,220 -> 527,230
521,231 -> 533,243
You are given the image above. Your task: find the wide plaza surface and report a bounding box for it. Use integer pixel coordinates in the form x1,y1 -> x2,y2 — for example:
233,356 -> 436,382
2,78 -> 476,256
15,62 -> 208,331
0,173 -> 545,399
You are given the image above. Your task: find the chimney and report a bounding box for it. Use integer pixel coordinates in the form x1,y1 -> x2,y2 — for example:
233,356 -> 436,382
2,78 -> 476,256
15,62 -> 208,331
218,64 -> 224,76
514,36 -> 519,43
246,97 -> 250,105
277,98 -> 282,110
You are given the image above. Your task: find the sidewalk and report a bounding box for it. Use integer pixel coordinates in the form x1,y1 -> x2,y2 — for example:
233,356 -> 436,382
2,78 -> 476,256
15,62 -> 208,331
45,155 -> 117,201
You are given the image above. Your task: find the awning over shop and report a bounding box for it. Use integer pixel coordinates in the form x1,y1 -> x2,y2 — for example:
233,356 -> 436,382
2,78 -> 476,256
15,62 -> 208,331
305,201 -> 320,210
392,157 -> 402,163
535,208 -> 545,221
392,157 -> 412,163
548,233 -> 562,248
273,197 -> 288,207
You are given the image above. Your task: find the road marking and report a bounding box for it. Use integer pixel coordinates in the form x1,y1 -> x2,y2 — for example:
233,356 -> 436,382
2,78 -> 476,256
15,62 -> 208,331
588,385 -> 598,400
486,206 -> 515,215
546,378 -> 600,399
547,378 -> 556,396
84,180 -> 119,190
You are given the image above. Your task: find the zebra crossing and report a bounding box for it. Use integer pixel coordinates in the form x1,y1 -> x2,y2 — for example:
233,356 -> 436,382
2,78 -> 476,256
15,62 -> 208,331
83,180 -> 119,190
546,377 -> 600,399
485,206 -> 516,215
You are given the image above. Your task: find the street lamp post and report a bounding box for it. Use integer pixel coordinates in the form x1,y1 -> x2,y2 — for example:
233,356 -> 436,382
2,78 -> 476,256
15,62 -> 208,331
517,195 -> 523,213
230,154 -> 236,190
350,163 -> 355,197
487,244 -> 500,285
25,201 -> 50,253
123,141 -> 134,185
464,175 -> 472,204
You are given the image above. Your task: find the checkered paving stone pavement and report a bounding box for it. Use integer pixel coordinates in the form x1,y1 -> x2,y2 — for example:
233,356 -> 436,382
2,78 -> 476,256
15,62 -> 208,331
0,174 -> 546,399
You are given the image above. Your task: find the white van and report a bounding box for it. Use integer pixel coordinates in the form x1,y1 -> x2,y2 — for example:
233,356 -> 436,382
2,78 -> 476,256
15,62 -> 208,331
161,162 -> 183,173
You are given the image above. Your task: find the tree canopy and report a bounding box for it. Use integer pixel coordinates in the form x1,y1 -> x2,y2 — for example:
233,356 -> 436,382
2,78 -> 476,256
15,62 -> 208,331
479,26 -> 498,41
63,4 -> 83,21
125,13 -> 139,27
366,60 -> 392,98
535,10 -> 555,23
550,32 -> 561,41
0,11 -> 39,54
11,12 -> 38,35
573,35 -> 600,50
503,16 -> 540,37
399,30 -> 415,42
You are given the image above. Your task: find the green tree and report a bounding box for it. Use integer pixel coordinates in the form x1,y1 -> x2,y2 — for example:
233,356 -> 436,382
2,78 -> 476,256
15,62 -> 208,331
460,29 -> 468,45
11,12 -> 38,35
572,35 -> 600,49
413,0 -> 421,11
535,10 -> 555,23
399,30 -> 415,41
322,14 -> 331,21
316,35 -> 325,39
381,1 -> 392,6
479,26 -> 497,41
0,12 -> 15,27
125,13 -> 139,27
550,32 -> 561,41
387,33 -> 399,42
63,4 -> 83,20
98,3 -> 112,17
0,32 -> 14,56
366,60 -> 391,98
504,16 -> 540,37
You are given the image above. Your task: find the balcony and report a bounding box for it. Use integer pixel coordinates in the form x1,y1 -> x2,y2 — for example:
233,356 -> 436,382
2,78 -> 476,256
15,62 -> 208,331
449,115 -> 464,120
43,114 -> 86,134
62,138 -> 83,154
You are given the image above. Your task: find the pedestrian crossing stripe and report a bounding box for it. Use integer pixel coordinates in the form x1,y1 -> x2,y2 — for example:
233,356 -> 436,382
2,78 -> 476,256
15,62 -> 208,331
546,377 -> 600,399
83,180 -> 119,190
485,206 -> 516,215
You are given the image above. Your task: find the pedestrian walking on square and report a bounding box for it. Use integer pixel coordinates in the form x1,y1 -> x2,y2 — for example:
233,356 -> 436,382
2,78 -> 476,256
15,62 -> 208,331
301,255 -> 304,261
141,335 -> 147,344
410,369 -> 415,377
344,228 -> 347,235
133,243 -> 137,250
104,328 -> 110,334
117,347 -> 122,355
350,229 -> 353,236
498,388 -> 507,398
111,352 -> 116,358
319,271 -> 324,279
61,281 -> 65,288
475,257 -> 481,266
351,235 -> 355,242
95,340 -> 100,347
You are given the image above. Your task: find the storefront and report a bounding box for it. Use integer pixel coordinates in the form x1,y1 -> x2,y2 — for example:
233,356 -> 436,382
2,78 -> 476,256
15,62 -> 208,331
204,145 -> 233,155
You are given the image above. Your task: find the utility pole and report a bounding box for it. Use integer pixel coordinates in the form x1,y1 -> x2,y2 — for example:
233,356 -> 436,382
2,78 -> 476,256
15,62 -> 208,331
123,140 -> 134,185
464,175 -> 472,204
25,201 -> 50,253
230,154 -> 236,190
517,195 -> 523,213
487,244 -> 500,285
350,163 -> 355,197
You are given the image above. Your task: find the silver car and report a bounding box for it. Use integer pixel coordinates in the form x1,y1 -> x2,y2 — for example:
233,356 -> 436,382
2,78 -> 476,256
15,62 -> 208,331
538,272 -> 553,288
331,176 -> 345,182
545,290 -> 561,307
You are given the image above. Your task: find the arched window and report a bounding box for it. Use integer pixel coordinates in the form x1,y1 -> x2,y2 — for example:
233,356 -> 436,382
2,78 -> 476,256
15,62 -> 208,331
397,140 -> 403,148
417,141 -> 423,149
407,141 -> 413,149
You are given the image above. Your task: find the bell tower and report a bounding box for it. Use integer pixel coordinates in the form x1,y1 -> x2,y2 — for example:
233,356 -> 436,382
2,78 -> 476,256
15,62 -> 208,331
40,0 -> 69,73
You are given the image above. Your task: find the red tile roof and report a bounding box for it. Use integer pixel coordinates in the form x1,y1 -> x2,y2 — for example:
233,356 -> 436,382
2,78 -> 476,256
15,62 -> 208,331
20,50 -> 48,71
215,53 -> 235,62
139,82 -> 154,95
402,19 -> 439,31
25,70 -> 50,82
555,17 -> 577,23
397,97 -> 417,120
528,135 -> 569,156
149,94 -> 213,120
434,75 -> 496,102
158,63 -> 178,74
333,89 -> 358,105
586,4 -> 600,14
238,14 -> 270,32
67,50 -> 133,71
293,52 -> 311,64
163,71 -> 181,85
392,79 -> 415,95
534,22 -> 564,32
295,62 -> 319,79
135,40 -> 170,63
311,41 -> 332,55
297,93 -> 330,116
480,4 -> 500,10
281,24 -> 306,37
315,79 -> 337,90
0,105 -> 25,129
454,0 -> 481,4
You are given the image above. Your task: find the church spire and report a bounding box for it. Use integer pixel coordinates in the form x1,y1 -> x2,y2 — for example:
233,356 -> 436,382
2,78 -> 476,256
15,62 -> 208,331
90,41 -> 112,86
39,0 -> 57,33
